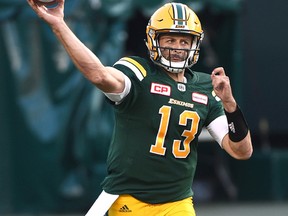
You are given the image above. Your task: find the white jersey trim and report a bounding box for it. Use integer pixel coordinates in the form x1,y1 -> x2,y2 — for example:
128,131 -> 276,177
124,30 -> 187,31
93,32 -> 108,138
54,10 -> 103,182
114,58 -> 144,81
206,115 -> 229,147
104,74 -> 131,104
85,190 -> 119,216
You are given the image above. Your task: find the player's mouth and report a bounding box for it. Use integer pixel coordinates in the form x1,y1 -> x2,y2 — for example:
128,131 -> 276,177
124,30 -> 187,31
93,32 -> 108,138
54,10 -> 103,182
169,54 -> 184,62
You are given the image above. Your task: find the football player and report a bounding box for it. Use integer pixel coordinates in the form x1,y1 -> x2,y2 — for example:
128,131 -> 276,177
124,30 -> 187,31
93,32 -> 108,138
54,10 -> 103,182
27,1 -> 253,215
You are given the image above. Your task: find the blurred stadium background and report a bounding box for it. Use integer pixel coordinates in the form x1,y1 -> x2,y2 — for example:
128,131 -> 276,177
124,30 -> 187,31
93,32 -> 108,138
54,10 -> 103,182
0,0 -> 288,215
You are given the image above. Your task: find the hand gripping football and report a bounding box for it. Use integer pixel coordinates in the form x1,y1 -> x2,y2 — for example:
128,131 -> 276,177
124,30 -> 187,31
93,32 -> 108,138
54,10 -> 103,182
34,0 -> 58,6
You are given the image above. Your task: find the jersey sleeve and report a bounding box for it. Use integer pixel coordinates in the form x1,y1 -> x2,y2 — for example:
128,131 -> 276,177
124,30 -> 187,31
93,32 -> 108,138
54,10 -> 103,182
206,90 -> 228,146
103,74 -> 131,104
113,56 -> 148,81
110,56 -> 149,110
202,78 -> 227,146
205,89 -> 225,125
206,115 -> 229,147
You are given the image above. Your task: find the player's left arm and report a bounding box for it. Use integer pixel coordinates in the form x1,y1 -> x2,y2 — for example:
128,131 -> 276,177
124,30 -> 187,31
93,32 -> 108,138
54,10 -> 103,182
221,132 -> 252,160
211,67 -> 253,160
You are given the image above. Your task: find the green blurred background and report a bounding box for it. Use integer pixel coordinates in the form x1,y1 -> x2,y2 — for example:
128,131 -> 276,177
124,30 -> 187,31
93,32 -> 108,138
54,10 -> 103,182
1,0 -> 288,215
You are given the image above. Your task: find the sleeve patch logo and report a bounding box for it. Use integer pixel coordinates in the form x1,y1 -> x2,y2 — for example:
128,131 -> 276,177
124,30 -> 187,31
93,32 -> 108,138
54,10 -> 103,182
151,83 -> 171,96
192,92 -> 208,105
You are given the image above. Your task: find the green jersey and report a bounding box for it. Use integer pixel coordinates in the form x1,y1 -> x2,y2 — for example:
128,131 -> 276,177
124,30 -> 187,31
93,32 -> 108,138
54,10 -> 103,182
101,56 -> 224,204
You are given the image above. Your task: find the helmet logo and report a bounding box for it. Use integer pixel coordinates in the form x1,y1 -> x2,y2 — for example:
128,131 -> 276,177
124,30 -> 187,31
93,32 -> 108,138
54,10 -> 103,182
175,25 -> 185,28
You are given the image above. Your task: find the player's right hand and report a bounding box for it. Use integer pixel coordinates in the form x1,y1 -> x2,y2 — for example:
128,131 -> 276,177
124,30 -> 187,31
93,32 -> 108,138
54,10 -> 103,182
26,0 -> 65,26
211,67 -> 237,112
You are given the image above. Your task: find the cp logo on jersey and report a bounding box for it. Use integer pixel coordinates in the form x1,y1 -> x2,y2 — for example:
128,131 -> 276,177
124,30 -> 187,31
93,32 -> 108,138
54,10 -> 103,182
151,83 -> 171,96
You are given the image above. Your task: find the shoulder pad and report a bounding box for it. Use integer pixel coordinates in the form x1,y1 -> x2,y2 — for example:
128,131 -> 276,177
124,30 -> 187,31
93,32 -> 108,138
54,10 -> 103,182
114,57 -> 147,81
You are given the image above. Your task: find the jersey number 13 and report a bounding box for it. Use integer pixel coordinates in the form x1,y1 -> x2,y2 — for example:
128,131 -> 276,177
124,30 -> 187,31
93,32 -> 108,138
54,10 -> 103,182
150,105 -> 200,159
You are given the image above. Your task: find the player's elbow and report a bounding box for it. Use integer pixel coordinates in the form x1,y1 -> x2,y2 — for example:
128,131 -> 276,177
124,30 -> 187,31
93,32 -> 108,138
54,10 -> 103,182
235,146 -> 253,160
244,147 -> 253,160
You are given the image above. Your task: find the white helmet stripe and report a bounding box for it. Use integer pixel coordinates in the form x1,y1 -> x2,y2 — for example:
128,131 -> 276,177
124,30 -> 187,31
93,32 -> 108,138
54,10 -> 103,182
171,3 -> 187,25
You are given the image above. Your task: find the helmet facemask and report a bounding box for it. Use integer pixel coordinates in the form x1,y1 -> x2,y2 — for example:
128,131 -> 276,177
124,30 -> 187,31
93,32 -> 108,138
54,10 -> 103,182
153,33 -> 201,73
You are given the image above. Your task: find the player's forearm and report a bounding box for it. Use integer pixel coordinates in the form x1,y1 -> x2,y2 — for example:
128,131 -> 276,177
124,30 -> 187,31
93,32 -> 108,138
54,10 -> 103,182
51,20 -> 106,85
222,103 -> 253,159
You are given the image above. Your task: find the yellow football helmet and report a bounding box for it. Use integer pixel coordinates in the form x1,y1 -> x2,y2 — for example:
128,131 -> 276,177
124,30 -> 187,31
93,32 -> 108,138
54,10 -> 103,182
146,3 -> 204,73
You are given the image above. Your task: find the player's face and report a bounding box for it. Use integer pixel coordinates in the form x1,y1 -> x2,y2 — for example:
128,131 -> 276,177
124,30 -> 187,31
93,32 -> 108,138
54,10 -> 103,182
159,33 -> 193,62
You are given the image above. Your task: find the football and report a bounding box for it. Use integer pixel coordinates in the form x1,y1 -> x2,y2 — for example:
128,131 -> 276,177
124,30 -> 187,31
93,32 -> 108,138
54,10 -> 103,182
34,0 -> 58,6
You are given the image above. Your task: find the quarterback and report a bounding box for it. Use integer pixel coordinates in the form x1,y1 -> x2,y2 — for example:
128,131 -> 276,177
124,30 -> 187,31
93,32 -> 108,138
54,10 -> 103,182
27,0 -> 253,215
